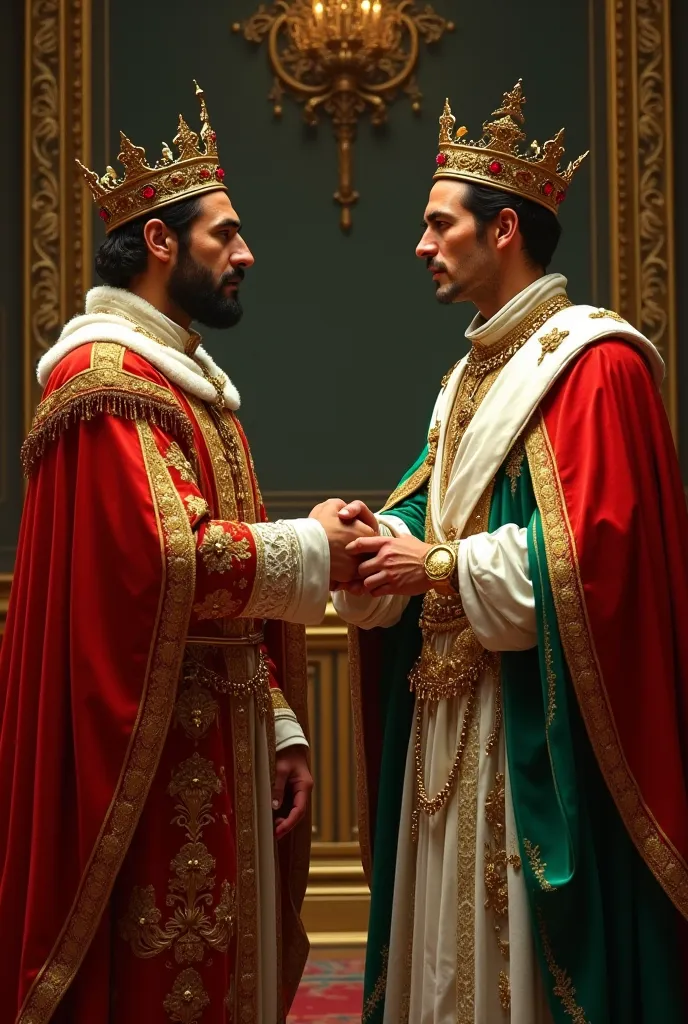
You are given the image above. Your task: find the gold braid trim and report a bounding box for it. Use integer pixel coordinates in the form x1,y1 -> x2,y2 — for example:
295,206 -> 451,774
17,419 -> 196,1024
22,367 -> 196,476
362,945 -> 389,1022
525,413 -> 688,918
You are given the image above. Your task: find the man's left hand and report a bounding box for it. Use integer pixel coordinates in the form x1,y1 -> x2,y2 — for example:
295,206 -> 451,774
272,745 -> 313,841
345,534 -> 433,598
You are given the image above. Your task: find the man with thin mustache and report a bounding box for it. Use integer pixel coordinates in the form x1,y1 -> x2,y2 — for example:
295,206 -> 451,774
328,82 -> 688,1023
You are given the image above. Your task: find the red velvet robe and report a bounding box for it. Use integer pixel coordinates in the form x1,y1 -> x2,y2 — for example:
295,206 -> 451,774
0,340 -> 311,1023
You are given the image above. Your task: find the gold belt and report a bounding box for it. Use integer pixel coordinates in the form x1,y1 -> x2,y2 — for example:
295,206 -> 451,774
185,631 -> 264,646
182,644 -> 271,719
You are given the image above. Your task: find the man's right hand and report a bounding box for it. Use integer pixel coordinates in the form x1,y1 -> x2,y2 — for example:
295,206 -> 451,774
309,498 -> 376,583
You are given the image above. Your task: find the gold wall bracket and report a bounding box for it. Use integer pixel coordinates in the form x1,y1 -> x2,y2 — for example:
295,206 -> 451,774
233,0 -> 454,232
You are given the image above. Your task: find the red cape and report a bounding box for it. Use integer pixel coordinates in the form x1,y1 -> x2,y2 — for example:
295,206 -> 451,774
527,338 -> 688,917
0,342 -> 310,1021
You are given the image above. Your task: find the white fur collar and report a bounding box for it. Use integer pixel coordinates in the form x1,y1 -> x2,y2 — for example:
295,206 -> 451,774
37,286 -> 241,410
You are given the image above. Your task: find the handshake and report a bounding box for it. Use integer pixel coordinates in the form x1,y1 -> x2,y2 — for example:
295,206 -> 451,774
309,498 -> 434,599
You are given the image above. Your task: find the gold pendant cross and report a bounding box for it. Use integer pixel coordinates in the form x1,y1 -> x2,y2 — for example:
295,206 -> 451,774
537,327 -> 570,365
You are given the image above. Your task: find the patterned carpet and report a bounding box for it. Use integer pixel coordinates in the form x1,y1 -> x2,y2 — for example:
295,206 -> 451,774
288,950 -> 365,1023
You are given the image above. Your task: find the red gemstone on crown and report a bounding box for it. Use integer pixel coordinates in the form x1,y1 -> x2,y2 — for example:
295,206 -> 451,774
99,208 -> 110,222
436,153 -> 447,166
542,181 -> 555,197
170,172 -> 184,186
556,190 -> 566,204
488,160 -> 503,175
210,131 -> 217,142
215,168 -> 225,181
199,167 -> 211,181
141,184 -> 156,200
516,170 -> 533,184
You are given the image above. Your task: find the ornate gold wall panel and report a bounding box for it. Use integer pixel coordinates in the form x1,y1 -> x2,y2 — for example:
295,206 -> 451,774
606,0 -> 677,433
23,0 -> 92,433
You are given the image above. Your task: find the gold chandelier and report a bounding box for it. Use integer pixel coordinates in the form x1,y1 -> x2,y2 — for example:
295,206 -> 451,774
233,0 -> 454,231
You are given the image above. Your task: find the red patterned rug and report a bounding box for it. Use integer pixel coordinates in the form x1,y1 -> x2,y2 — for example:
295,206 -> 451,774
288,951 -> 364,1023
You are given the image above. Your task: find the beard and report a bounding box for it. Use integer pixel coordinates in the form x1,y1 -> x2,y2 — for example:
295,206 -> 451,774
168,246 -> 244,329
427,258 -> 462,305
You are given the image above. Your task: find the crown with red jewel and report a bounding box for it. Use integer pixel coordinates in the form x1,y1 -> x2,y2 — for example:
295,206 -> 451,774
433,81 -> 588,215
77,81 -> 228,234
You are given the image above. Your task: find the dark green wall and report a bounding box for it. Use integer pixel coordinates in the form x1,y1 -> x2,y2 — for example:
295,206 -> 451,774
100,0 -> 596,513
0,0 -> 24,572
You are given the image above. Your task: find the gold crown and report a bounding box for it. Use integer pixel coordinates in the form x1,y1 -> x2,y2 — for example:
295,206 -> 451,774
77,81 -> 227,233
433,81 -> 588,215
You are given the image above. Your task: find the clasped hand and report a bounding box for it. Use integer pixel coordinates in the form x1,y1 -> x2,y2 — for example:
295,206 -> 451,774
309,498 -> 433,597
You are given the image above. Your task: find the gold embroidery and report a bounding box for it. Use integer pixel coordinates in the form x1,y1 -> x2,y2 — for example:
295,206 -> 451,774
379,461 -> 431,514
409,619 -> 495,703
92,341 -> 125,369
18,419 -> 196,1024
270,688 -> 292,711
174,681 -> 219,742
183,646 -> 271,719
484,773 -> 522,967
184,494 -> 209,520
199,522 -> 252,574
589,307 -> 625,323
523,838 -> 555,892
166,441 -> 197,484
468,296 -> 572,375
505,436 -> 525,496
361,945 -> 389,1022
537,327 -> 570,364
21,364 -> 197,476
441,358 -> 461,389
525,415 -> 688,916
498,970 -> 511,1011
232,696 -> 259,1023
455,695 -> 481,1022
163,968 -> 211,1024
537,911 -> 590,1024
187,397 -> 239,521
426,422 -> 441,466
193,590 -> 242,620
119,752 -> 236,965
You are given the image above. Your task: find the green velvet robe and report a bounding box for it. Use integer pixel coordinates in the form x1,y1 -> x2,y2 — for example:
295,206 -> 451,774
360,448 -> 683,1024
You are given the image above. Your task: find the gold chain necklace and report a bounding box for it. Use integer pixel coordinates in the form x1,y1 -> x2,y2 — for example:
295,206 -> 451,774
464,293 -> 572,377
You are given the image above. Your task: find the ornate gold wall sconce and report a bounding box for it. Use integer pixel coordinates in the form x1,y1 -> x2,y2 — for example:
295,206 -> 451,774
233,0 -> 454,231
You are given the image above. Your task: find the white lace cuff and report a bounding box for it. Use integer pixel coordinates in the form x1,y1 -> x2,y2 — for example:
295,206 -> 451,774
244,519 -> 329,625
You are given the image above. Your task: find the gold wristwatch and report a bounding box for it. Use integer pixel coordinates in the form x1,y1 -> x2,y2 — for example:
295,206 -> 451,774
424,543 -> 457,586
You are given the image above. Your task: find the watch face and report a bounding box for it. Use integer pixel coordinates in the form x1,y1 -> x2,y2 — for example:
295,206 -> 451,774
426,546 -> 455,580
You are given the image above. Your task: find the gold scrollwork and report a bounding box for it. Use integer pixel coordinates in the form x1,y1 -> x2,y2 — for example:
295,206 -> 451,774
607,0 -> 676,432
120,752 -> 236,968
24,0 -> 92,431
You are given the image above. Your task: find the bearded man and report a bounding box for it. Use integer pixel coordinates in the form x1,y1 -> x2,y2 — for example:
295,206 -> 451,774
332,82 -> 688,1023
0,83 -> 371,1024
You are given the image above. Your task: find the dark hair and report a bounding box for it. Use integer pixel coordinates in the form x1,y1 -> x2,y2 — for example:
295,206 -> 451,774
94,195 -> 203,288
461,182 -> 562,270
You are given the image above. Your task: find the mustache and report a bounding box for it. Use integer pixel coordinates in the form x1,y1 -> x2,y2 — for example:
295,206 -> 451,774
426,258 -> 447,273
219,267 -> 245,287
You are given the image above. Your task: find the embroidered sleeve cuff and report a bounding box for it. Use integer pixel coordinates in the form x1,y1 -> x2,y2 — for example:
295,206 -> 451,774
244,519 -> 329,625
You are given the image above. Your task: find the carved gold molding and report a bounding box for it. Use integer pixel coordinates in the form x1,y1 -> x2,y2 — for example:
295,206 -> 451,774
606,0 -> 677,435
23,0 -> 92,435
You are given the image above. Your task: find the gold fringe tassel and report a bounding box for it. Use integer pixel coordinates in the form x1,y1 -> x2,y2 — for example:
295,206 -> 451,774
21,390 -> 197,476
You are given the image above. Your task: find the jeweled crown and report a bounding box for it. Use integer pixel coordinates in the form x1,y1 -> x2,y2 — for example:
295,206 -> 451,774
433,81 -> 588,215
77,81 -> 228,233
